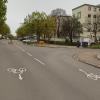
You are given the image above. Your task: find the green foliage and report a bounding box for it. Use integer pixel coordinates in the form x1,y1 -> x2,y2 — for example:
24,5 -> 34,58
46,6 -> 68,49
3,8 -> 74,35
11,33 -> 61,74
89,44 -> 100,49
0,0 -> 7,24
0,0 -> 8,35
0,23 -> 10,36
16,25 -> 27,37
16,11 -> 56,42
46,40 -> 77,46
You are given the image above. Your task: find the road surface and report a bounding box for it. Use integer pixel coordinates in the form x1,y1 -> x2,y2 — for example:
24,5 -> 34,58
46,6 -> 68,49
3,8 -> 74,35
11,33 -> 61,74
0,40 -> 100,100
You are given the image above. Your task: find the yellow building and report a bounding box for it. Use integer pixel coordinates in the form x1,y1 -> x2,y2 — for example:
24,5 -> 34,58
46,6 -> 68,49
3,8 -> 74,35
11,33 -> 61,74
72,4 -> 100,42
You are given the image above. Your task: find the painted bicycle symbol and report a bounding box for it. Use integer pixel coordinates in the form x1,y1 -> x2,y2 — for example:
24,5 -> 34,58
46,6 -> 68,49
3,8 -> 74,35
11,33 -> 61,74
7,68 -> 27,80
79,68 -> 100,80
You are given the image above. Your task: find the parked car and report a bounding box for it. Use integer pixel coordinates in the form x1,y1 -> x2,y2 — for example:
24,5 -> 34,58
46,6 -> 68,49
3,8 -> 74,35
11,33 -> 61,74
22,38 -> 37,44
80,38 -> 95,47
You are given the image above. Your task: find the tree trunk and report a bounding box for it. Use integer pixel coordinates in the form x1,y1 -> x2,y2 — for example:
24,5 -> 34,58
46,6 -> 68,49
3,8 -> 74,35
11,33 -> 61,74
37,33 -> 40,43
94,31 -> 97,43
69,32 -> 73,43
43,34 -> 46,40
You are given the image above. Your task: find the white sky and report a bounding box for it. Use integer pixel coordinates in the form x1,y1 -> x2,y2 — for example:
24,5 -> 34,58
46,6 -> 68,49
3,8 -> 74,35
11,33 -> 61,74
6,0 -> 100,35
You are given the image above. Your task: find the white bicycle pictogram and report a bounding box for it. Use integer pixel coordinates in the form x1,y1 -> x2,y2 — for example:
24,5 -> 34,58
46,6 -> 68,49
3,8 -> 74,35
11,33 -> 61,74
79,68 -> 100,80
7,67 -> 27,80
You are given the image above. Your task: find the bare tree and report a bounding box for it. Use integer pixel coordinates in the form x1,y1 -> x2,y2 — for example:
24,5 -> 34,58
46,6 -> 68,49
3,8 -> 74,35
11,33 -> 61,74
50,8 -> 67,17
83,15 -> 100,42
50,8 -> 67,37
62,16 -> 83,43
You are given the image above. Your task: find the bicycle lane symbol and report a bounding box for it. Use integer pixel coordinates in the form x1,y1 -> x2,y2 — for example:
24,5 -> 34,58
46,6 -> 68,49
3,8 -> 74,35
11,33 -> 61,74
7,68 -> 27,80
79,68 -> 100,81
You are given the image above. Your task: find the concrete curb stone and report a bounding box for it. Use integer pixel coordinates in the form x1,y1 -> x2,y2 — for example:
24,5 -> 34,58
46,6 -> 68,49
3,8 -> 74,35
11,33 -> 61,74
97,55 -> 100,60
78,52 -> 100,68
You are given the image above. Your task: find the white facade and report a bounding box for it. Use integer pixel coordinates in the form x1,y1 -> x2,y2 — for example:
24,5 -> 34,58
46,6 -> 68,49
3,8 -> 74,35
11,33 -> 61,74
72,4 -> 100,42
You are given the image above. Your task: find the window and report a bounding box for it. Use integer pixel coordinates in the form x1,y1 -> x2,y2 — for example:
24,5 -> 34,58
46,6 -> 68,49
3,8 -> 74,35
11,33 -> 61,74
88,6 -> 91,11
94,7 -> 96,12
77,12 -> 81,18
88,14 -> 91,18
93,15 -> 96,18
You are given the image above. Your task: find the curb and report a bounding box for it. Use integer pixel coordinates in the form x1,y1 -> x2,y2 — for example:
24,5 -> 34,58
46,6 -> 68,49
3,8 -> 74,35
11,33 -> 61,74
76,52 -> 100,68
78,58 -> 100,69
30,45 -> 76,49
97,55 -> 100,60
41,45 -> 76,48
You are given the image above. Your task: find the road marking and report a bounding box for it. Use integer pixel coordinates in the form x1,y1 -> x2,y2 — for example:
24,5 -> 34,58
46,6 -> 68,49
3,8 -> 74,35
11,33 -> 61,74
16,46 -> 45,65
16,46 -> 26,52
18,74 -> 23,80
21,49 -> 25,52
34,58 -> 45,65
79,68 -> 100,81
26,52 -> 32,57
7,68 -> 27,80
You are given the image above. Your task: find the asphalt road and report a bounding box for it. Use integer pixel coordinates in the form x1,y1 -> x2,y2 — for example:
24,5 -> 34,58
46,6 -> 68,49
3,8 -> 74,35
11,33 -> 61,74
0,40 -> 100,100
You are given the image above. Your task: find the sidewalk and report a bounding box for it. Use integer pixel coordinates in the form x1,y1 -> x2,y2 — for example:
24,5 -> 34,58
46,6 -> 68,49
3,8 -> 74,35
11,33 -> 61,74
78,52 -> 100,68
38,44 -> 76,48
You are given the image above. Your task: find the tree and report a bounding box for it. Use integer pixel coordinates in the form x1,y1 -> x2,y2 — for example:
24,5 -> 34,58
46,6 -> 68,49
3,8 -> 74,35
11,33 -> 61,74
16,25 -> 27,37
50,8 -> 67,16
50,8 -> 67,38
0,0 -> 7,29
83,15 -> 100,42
62,16 -> 83,43
16,11 -> 56,42
42,16 -> 56,41
0,23 -> 10,36
0,0 -> 7,35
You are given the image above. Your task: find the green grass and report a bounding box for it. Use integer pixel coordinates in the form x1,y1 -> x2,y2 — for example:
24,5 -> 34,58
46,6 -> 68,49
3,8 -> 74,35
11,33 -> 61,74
89,44 -> 100,49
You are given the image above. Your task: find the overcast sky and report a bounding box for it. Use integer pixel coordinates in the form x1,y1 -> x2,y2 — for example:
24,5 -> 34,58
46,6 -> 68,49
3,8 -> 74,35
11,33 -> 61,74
6,0 -> 100,35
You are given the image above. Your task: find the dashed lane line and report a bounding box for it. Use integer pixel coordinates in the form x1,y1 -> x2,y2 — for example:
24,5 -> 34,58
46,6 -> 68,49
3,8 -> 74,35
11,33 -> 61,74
16,46 -> 46,66
34,58 -> 45,65
16,46 -> 26,52
26,52 -> 33,57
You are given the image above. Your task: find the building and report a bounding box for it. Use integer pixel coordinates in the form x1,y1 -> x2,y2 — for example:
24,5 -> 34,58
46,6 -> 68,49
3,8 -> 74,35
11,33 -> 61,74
72,4 -> 100,43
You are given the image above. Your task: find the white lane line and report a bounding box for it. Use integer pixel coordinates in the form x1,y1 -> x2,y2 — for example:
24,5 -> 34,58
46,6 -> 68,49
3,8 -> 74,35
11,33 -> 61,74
34,58 -> 45,65
26,52 -> 33,57
16,46 -> 45,65
16,46 -> 26,52
21,49 -> 25,52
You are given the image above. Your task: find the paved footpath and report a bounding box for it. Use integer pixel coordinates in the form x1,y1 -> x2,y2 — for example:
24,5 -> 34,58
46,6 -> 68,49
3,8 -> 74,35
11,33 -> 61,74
78,51 -> 100,68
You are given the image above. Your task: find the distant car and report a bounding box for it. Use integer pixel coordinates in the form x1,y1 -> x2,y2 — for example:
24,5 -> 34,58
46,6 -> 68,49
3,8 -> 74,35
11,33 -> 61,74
22,39 -> 37,44
80,38 -> 95,47
22,39 -> 31,43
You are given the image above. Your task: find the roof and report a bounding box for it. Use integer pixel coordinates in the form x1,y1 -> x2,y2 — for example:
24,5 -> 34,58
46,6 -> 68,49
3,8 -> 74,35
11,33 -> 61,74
72,4 -> 100,11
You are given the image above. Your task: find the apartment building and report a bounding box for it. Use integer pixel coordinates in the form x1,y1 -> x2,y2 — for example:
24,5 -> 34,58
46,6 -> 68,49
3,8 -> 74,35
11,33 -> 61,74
72,4 -> 100,42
